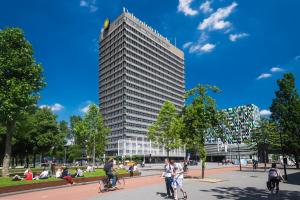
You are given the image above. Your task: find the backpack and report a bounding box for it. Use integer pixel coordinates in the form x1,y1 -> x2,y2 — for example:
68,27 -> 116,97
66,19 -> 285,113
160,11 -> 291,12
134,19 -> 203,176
269,168 -> 278,179
104,162 -> 111,173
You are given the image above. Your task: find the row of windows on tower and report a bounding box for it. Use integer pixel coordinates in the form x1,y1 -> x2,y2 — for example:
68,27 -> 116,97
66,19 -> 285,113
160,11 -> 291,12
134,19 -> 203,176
124,29 -> 184,74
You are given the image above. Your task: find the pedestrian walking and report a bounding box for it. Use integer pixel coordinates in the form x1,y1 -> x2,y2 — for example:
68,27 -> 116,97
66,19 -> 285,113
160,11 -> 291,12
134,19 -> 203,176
170,160 -> 187,200
161,158 -> 174,199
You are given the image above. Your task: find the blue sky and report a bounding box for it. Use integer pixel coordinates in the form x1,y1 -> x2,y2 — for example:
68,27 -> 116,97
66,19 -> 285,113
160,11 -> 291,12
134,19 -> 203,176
1,0 -> 300,122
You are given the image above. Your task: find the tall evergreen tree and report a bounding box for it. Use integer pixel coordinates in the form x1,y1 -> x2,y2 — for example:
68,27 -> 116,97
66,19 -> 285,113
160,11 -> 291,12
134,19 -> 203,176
0,28 -> 45,176
270,73 -> 300,168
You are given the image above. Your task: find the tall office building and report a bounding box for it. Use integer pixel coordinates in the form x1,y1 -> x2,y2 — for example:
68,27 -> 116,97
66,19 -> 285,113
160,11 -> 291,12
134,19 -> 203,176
99,9 -> 185,157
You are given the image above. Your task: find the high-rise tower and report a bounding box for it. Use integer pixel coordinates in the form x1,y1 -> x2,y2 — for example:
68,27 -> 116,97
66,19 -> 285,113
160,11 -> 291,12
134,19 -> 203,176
99,9 -> 185,156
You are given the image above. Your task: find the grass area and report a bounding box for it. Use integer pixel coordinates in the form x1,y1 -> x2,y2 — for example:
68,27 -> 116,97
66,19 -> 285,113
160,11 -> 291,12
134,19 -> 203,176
0,168 -> 129,188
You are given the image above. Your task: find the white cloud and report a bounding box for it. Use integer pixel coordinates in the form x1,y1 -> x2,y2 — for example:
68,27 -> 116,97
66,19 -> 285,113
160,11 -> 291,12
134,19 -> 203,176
80,0 -> 98,13
40,103 -> 64,111
178,0 -> 198,16
198,2 -> 238,31
260,109 -> 272,117
189,43 -> 216,53
80,104 -> 90,113
80,0 -> 88,7
199,1 -> 213,14
270,67 -> 284,73
200,43 -> 216,52
182,42 -> 193,49
229,33 -> 249,42
257,73 -> 272,80
79,101 -> 98,113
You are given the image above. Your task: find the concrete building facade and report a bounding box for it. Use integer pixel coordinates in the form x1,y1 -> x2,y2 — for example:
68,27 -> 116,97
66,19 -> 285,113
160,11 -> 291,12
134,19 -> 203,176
99,9 -> 185,157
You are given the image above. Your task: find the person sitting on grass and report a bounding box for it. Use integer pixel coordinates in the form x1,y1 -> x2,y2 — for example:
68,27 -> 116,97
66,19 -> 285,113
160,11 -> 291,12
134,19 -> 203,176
61,166 -> 74,184
86,165 -> 94,172
11,168 -> 33,181
73,167 -> 84,178
24,169 -> 33,181
55,168 -> 62,178
33,169 -> 49,180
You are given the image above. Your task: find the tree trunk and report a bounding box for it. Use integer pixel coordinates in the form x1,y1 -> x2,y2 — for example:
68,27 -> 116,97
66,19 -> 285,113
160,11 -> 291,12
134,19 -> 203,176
26,153 -> 29,168
2,120 -> 16,177
33,152 -> 36,168
201,160 -> 205,179
295,155 -> 299,169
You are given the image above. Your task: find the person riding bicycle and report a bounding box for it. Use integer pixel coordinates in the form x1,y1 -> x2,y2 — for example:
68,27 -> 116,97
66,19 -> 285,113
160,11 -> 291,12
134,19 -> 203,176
104,158 -> 116,188
267,163 -> 285,193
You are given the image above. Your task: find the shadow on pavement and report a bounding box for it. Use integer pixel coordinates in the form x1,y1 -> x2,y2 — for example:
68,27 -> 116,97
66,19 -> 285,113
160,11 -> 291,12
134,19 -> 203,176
156,192 -> 168,198
200,186 -> 300,200
286,171 -> 300,186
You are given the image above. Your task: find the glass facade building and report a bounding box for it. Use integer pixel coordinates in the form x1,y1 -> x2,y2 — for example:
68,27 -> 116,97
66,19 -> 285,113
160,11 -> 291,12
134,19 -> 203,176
99,9 -> 185,156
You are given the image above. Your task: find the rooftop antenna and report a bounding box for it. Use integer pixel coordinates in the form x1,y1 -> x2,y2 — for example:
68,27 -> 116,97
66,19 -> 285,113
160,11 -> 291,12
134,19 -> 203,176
175,37 -> 177,47
123,7 -> 125,12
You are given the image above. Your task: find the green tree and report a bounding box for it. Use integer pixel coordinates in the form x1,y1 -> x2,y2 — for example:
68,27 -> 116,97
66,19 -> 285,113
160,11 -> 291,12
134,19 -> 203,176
52,120 -> 69,159
32,108 -> 61,161
148,101 -> 183,158
182,84 -> 222,178
70,115 -> 82,142
13,111 -> 36,167
249,119 -> 279,170
0,28 -> 45,176
82,104 -> 110,165
270,73 -> 300,168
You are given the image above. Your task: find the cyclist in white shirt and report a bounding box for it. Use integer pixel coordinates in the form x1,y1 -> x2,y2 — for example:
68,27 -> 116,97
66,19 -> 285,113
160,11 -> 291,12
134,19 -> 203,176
170,160 -> 187,200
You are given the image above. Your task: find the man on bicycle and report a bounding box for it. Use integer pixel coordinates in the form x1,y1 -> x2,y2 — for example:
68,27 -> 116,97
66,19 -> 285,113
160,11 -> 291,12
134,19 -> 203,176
267,163 -> 285,193
104,158 -> 116,188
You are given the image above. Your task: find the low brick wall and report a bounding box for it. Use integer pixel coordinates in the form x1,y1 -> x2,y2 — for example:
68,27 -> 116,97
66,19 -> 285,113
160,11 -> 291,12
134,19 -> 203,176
0,173 -> 140,194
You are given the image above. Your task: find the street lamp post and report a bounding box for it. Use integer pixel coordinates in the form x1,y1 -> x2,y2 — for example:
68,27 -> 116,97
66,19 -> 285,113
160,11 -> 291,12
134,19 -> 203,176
237,138 -> 242,171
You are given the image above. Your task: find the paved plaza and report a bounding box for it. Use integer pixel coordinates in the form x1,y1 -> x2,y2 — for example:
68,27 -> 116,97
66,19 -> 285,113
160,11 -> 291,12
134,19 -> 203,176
1,165 -> 300,200
89,169 -> 300,200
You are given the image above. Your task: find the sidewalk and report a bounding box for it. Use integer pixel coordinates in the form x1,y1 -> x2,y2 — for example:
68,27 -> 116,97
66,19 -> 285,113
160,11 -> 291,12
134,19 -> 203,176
0,166 -> 239,200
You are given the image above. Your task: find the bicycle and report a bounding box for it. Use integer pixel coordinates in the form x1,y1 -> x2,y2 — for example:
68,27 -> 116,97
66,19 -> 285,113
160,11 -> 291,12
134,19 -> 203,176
99,173 -> 125,193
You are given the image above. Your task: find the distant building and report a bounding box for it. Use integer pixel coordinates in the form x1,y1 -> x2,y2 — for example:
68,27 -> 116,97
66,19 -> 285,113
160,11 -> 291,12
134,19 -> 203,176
205,104 -> 261,161
99,8 -> 185,159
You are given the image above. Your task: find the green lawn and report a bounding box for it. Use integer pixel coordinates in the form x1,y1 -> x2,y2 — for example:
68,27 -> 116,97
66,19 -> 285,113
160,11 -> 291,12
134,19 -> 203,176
0,168 -> 129,188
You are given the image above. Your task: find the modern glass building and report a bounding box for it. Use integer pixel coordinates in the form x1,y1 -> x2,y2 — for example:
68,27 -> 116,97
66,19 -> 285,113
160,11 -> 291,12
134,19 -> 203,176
205,104 -> 261,161
99,9 -> 185,157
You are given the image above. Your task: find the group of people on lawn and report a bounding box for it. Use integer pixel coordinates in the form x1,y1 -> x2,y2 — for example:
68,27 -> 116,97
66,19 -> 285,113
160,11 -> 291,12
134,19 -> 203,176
12,166 -> 86,184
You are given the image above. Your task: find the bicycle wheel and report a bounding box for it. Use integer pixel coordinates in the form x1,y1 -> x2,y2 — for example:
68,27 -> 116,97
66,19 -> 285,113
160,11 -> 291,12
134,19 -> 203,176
116,176 -> 125,189
99,179 -> 107,193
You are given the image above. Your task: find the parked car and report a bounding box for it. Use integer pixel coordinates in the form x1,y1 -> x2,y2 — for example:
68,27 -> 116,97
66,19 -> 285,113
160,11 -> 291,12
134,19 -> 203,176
124,160 -> 136,166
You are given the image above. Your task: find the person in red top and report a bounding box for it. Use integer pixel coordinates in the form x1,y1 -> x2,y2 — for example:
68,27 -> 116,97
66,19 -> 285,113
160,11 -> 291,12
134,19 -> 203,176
24,169 -> 33,181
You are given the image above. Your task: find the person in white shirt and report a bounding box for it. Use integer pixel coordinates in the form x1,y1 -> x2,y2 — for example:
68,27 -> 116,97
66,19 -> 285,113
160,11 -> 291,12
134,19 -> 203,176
39,170 -> 49,179
170,160 -> 187,200
55,168 -> 62,178
161,158 -> 174,198
74,168 -> 84,177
